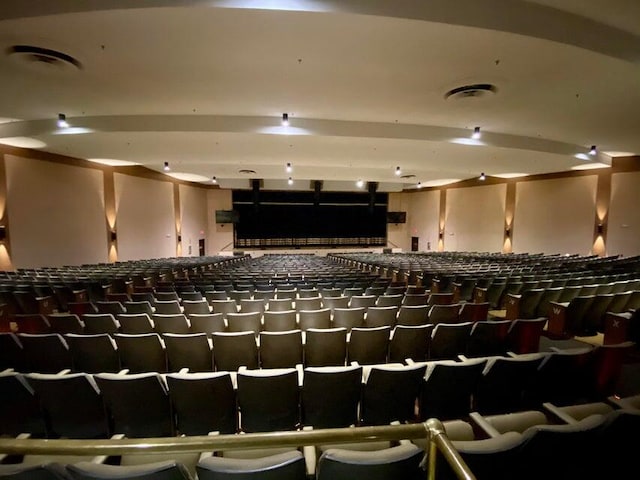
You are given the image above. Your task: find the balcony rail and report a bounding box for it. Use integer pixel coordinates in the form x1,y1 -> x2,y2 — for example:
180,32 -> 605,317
0,419 -> 475,480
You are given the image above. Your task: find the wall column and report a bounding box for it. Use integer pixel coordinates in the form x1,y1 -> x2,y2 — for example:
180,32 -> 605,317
592,171 -> 611,256
438,189 -> 446,251
503,181 -> 516,253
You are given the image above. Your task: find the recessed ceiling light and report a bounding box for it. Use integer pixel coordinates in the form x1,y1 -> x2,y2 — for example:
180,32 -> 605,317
57,113 -> 69,128
589,145 -> 597,155
212,176 -> 217,184
0,137 -> 47,148
356,179 -> 364,188
472,127 -> 481,139
395,166 -> 402,176
163,161 -> 170,171
492,173 -> 529,179
571,162 -> 610,170
288,177 -> 293,186
281,113 -> 289,126
479,172 -> 486,181
286,162 -> 292,173
87,158 -> 139,167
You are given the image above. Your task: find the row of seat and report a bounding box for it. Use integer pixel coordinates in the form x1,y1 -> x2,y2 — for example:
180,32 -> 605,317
7,301 -> 490,339
0,316 -> 550,374
2,340 -> 635,444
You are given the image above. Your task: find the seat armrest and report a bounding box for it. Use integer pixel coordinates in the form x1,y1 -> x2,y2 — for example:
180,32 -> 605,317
469,412 -> 502,438
542,402 -> 579,424
302,426 -> 317,476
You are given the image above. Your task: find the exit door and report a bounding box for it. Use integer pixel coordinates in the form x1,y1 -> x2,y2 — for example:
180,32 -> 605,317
198,239 -> 205,256
411,236 -> 419,252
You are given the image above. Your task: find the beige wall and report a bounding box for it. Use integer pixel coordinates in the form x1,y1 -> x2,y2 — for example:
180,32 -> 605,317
445,184 -> 506,252
114,173 -> 176,261
608,171 -> 640,257
207,189 -> 234,254
179,184 -> 208,257
513,175 -> 597,255
406,190 -> 440,252
5,155 -> 108,268
387,192 -> 410,250
1,150 -> 638,267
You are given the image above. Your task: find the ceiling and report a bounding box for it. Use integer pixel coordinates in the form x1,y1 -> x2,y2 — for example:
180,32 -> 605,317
0,0 -> 639,192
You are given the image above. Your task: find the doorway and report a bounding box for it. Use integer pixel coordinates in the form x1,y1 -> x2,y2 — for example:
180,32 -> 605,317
411,236 -> 419,252
198,238 -> 205,256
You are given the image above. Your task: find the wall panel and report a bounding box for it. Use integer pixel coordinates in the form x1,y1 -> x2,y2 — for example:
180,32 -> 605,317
445,184 -> 506,252
406,190 -> 440,251
5,155 -> 107,268
607,171 -> 640,257
513,176 -> 597,255
179,184 -> 208,257
114,173 -> 175,261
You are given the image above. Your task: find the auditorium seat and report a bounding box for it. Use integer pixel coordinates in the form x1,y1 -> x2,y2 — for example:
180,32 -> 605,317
67,460 -> 194,480
18,333 -> 72,374
181,299 -> 211,316
303,327 -> 347,367
197,451 -> 306,480
226,312 -> 262,335
123,301 -> 154,316
347,326 -> 390,365
259,330 -> 303,369
466,320 -> 510,358
163,333 -> 214,372
332,307 -> 365,332
236,367 -> 301,433
94,372 -> 174,438
211,331 -> 259,371
359,363 -> 426,426
0,370 -> 47,438
116,313 -> 153,334
301,365 -> 362,429
165,371 -> 237,435
364,306 -> 398,328
429,322 -> 473,360
188,313 -> 226,337
388,324 -> 432,363
415,357 -> 487,421
25,372 -> 110,439
152,314 -> 191,335
0,462 -> 72,480
113,333 -> 167,373
46,313 -> 85,335
81,313 -> 120,335
263,310 -> 297,332
298,308 -> 331,331
316,443 -> 423,480
65,333 -> 121,373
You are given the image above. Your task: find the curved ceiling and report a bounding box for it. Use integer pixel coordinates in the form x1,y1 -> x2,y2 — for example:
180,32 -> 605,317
0,0 -> 638,191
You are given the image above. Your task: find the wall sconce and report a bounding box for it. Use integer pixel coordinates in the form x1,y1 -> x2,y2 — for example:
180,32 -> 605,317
177,235 -> 182,242
505,227 -> 511,238
597,223 -> 604,235
0,226 -> 6,242
110,231 -> 117,242
439,230 -> 444,240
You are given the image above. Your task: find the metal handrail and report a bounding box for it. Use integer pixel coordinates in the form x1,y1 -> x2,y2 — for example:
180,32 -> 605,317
0,420 -> 475,480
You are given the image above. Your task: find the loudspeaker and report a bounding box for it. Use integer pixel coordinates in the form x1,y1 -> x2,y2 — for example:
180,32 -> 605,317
368,182 -> 378,214
252,179 -> 260,211
313,180 -> 322,207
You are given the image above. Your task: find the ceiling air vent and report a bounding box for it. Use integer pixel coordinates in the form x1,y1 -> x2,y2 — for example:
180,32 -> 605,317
400,174 -> 416,179
238,169 -> 257,175
6,45 -> 82,71
444,83 -> 496,100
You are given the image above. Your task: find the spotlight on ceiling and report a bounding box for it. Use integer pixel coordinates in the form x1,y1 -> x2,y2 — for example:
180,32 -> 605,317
57,113 -> 69,128
281,113 -> 289,126
288,177 -> 293,186
479,172 -> 486,181
286,162 -> 292,173
163,161 -> 170,172
395,166 -> 402,176
589,145 -> 597,155
417,181 -> 422,189
356,179 -> 364,188
472,126 -> 481,139
212,176 -> 217,184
